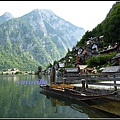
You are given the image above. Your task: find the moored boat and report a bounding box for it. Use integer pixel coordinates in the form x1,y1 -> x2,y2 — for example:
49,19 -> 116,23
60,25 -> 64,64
40,84 -> 117,101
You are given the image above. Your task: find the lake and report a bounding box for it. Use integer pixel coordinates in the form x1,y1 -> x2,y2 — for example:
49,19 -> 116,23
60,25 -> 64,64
0,74 -> 119,118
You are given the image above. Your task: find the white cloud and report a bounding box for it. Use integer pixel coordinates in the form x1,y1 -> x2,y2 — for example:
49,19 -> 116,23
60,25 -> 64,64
0,1 -> 116,31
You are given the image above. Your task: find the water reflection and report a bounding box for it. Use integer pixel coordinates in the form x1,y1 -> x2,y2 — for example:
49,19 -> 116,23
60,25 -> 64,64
0,74 -> 119,118
0,75 -> 47,118
40,90 -> 110,118
89,98 -> 120,117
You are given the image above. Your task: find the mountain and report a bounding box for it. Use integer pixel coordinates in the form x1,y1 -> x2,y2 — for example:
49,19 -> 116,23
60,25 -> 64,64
0,9 -> 85,71
0,12 -> 14,25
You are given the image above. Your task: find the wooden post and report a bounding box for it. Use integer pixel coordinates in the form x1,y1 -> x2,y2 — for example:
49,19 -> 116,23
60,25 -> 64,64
81,79 -> 86,92
85,74 -> 88,88
63,78 -> 66,84
86,80 -> 88,89
50,66 -> 56,84
114,75 -> 117,91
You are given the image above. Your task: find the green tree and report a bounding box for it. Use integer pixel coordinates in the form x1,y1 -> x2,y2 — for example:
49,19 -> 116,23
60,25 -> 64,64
86,52 -> 117,67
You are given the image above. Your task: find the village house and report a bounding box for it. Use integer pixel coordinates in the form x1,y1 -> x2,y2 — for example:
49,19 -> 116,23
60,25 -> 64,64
63,67 -> 80,76
58,62 -> 65,68
72,46 -> 80,55
101,66 -> 120,77
112,53 -> 120,65
100,42 -> 120,54
87,35 -> 104,48
75,47 -> 96,67
78,65 -> 87,74
2,68 -> 19,75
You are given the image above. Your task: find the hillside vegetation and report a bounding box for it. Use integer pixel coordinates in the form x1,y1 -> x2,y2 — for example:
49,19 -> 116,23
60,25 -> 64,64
76,2 -> 120,47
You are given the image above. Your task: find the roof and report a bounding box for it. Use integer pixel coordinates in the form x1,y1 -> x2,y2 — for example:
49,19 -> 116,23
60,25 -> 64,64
78,65 -> 87,70
112,53 -> 120,59
102,66 -> 120,73
100,43 -> 120,54
58,63 -> 64,67
64,68 -> 78,72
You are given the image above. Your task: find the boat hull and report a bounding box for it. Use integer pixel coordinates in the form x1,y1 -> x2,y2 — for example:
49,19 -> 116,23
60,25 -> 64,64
40,85 -> 117,101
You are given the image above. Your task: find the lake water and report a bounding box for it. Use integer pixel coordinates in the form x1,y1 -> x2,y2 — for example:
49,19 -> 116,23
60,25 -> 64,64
0,74 -> 119,118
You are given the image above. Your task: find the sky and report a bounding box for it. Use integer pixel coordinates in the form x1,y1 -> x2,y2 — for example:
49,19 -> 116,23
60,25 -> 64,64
0,1 -> 117,31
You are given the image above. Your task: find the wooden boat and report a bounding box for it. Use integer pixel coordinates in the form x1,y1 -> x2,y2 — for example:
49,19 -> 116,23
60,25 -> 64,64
40,83 -> 117,101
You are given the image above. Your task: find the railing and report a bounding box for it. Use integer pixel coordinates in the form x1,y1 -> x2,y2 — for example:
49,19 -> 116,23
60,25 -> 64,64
56,73 -> 120,91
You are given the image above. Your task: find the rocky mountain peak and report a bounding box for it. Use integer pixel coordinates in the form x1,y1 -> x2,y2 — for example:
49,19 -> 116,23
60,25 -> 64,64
2,12 -> 14,20
0,12 -> 14,25
29,9 -> 57,21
